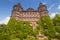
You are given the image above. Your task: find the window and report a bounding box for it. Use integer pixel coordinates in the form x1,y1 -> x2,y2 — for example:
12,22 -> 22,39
32,14 -> 34,17
41,12 -> 46,16
16,14 -> 19,17
36,13 -> 38,17
16,8 -> 19,11
40,8 -> 43,11
24,15 -> 26,17
29,12 -> 31,15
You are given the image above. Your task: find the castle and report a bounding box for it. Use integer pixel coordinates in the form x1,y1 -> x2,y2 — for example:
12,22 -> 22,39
11,3 -> 48,30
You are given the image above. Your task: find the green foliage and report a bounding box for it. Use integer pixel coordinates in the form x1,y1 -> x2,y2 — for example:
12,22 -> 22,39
41,16 -> 56,38
0,14 -> 60,40
53,14 -> 60,33
52,14 -> 60,39
0,24 -> 11,40
6,17 -> 33,40
24,35 -> 38,40
37,19 -> 44,34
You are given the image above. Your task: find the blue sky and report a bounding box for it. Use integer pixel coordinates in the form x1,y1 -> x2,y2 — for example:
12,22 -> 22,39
0,0 -> 60,24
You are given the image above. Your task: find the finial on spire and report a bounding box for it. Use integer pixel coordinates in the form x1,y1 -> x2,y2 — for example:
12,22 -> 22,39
40,3 -> 44,7
14,3 -> 22,8
17,3 -> 20,5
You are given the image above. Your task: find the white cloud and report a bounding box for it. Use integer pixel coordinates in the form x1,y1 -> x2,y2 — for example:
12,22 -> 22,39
49,12 -> 58,18
48,4 -> 55,10
43,2 -> 46,5
58,5 -> 60,9
0,17 -> 10,24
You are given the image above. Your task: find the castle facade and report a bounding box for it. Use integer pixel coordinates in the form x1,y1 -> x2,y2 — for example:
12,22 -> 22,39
11,3 -> 48,30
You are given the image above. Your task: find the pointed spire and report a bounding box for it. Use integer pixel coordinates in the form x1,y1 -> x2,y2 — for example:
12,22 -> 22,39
39,3 -> 44,7
17,3 -> 20,5
38,2 -> 47,10
15,3 -> 21,7
13,3 -> 22,8
13,3 -> 23,11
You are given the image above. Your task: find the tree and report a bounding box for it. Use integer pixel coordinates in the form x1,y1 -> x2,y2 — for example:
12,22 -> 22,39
41,16 -> 56,38
53,14 -> 60,33
0,24 -> 11,40
7,17 -> 33,40
52,14 -> 60,39
37,19 -> 44,34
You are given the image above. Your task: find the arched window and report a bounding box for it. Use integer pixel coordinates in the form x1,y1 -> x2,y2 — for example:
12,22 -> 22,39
16,8 -> 19,11
39,8 -> 43,11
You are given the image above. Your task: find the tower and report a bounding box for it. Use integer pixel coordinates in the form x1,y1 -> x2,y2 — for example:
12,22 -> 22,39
13,3 -> 23,11
11,3 -> 49,31
38,3 -> 48,18
11,3 -> 23,20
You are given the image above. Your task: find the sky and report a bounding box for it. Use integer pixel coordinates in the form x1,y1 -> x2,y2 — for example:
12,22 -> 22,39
0,0 -> 60,24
